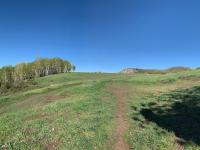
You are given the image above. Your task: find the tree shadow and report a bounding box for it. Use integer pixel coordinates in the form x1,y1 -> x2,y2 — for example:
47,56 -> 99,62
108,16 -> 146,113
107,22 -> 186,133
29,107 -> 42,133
139,86 -> 200,145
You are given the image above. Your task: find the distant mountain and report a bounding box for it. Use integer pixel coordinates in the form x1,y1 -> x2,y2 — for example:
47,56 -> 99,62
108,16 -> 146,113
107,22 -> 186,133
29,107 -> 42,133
120,66 -> 192,74
166,66 -> 191,73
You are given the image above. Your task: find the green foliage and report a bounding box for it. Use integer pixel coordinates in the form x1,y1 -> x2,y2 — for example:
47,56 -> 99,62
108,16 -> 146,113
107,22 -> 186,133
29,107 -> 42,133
0,66 -> 15,89
0,57 -> 75,93
32,57 -> 74,77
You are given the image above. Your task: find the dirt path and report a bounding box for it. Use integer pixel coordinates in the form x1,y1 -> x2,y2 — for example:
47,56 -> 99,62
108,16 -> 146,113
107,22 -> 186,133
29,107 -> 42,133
109,83 -> 129,150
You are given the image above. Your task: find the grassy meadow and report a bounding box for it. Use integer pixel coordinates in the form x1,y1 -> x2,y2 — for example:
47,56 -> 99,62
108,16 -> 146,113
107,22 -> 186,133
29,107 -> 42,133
1,70 -> 200,149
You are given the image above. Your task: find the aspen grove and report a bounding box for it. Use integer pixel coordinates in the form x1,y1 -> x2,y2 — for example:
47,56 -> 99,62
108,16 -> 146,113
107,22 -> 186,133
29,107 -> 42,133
0,57 -> 75,92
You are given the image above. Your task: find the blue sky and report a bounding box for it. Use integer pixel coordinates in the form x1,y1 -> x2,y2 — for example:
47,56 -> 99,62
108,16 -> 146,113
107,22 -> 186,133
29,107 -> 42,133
0,0 -> 200,72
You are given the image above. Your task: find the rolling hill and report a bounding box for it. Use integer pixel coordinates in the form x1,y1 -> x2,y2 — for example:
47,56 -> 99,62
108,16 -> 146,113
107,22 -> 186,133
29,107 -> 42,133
1,70 -> 200,149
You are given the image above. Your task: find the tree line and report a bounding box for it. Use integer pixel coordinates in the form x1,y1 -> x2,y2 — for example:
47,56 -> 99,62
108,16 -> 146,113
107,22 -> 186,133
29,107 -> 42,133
0,57 -> 75,92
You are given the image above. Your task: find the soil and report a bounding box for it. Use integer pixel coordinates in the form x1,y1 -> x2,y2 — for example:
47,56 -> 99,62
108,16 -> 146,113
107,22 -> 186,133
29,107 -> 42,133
109,83 -> 129,150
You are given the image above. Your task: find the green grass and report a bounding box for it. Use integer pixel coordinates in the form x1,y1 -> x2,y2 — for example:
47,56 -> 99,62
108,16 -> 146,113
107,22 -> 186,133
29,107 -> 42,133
125,70 -> 200,150
0,74 -> 116,150
1,71 -> 200,149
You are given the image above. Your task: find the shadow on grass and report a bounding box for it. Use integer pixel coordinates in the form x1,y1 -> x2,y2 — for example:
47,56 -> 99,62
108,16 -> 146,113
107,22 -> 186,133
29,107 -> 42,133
139,86 -> 200,145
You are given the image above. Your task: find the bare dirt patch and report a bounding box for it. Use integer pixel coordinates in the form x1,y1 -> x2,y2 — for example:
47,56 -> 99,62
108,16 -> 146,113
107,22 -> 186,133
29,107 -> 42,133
25,112 -> 52,122
108,83 -> 129,150
25,108 -> 69,123
178,76 -> 200,81
42,93 -> 70,105
44,140 -> 61,150
0,92 -> 70,115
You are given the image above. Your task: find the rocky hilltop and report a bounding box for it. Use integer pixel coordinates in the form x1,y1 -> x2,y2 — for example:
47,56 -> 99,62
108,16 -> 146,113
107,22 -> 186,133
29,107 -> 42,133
120,68 -> 164,74
120,68 -> 141,74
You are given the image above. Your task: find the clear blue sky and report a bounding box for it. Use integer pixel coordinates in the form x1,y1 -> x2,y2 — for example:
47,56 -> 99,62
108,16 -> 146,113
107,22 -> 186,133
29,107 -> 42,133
0,0 -> 200,72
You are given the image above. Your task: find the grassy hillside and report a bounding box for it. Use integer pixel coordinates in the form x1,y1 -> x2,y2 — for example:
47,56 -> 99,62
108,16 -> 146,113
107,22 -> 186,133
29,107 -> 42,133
1,70 -> 200,149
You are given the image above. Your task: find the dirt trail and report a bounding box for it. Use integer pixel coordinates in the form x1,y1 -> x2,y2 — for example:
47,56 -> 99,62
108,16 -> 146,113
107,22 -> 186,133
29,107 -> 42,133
109,83 -> 129,150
